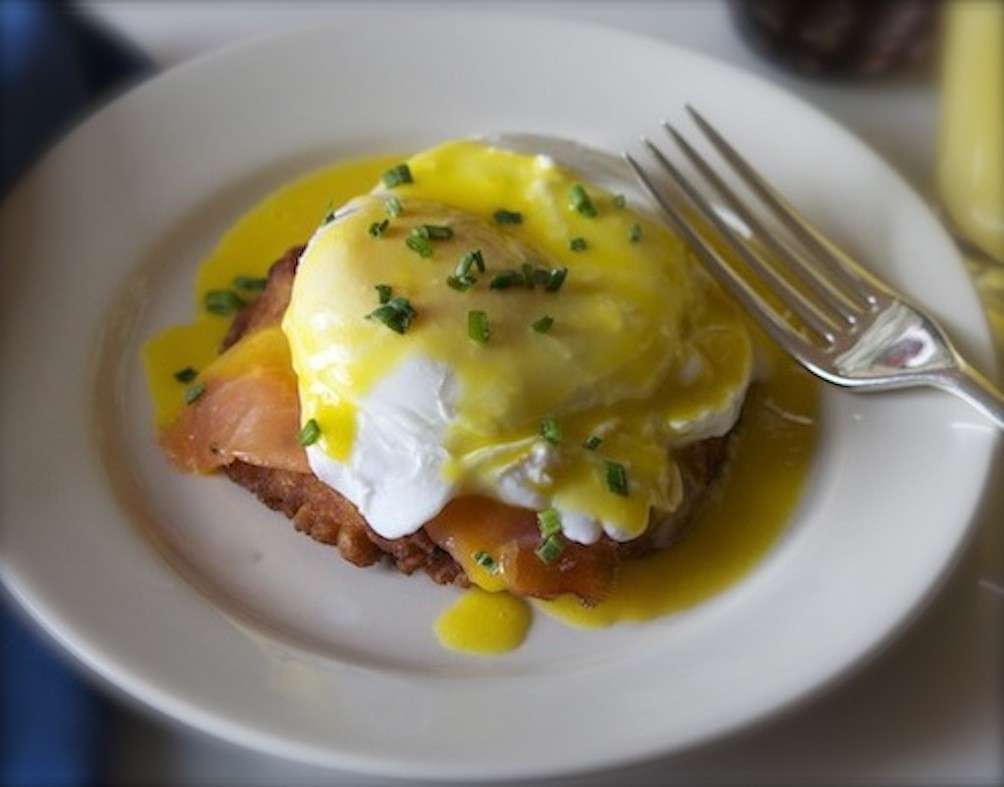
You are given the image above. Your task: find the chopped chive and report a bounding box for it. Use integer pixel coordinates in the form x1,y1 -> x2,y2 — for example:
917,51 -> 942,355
381,163 -> 413,188
628,223 -> 642,243
173,367 -> 198,384
468,310 -> 490,344
489,269 -> 525,289
204,289 -> 246,316
385,196 -> 403,217
613,193 -> 627,209
455,250 -> 484,278
537,509 -> 562,538
568,184 -> 597,217
184,382 -> 205,405
233,275 -> 268,292
297,418 -> 321,446
387,296 -> 414,313
605,460 -> 629,496
493,209 -> 523,225
321,204 -> 336,225
544,267 -> 568,292
521,262 -> 536,289
472,550 -> 498,573
410,224 -> 453,241
447,275 -> 475,292
369,218 -> 390,238
420,224 -> 453,240
583,435 -> 603,451
405,231 -> 433,258
532,267 -> 552,286
366,296 -> 416,334
539,417 -> 562,445
448,251 -> 483,291
374,284 -> 392,304
569,237 -> 587,252
535,533 -> 565,565
531,315 -> 554,333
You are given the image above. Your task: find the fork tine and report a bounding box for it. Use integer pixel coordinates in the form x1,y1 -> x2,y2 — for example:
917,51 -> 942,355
686,105 -> 878,307
640,137 -> 837,343
663,122 -> 861,327
623,152 -> 815,360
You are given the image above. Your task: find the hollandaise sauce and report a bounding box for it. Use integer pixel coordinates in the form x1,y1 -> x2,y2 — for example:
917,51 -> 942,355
434,589 -> 532,655
144,144 -> 818,658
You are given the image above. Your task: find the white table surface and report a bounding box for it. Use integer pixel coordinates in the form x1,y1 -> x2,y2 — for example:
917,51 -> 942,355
85,2 -> 1003,784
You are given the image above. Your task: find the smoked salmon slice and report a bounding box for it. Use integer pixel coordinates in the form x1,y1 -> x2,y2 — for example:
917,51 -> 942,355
426,496 -> 617,604
160,326 -> 309,474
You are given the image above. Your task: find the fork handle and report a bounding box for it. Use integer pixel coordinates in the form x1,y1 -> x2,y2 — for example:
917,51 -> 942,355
942,362 -> 1004,429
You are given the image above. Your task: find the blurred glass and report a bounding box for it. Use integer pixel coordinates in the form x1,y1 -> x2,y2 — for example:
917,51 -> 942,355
938,0 -> 1004,262
938,0 -> 1004,341
730,0 -> 935,78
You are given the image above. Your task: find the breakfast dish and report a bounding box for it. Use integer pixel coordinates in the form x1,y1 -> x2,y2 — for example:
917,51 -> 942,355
145,139 -> 813,650
150,141 -> 754,604
3,16 -> 995,777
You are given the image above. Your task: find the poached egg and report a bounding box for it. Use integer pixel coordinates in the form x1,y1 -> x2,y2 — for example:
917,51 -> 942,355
281,140 -> 753,546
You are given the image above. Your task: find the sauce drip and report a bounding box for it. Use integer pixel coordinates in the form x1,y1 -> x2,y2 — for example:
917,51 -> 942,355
434,589 -> 532,655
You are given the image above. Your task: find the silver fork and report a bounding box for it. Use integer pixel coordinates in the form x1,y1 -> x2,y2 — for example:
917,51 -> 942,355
624,106 -> 1004,429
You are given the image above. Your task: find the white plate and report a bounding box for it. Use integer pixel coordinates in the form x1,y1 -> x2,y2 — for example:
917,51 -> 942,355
0,12 -> 999,781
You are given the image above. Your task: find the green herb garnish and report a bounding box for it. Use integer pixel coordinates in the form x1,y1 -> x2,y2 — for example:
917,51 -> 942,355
447,250 -> 484,291
457,249 -> 485,275
413,224 -> 453,241
447,276 -> 473,292
375,284 -> 392,304
605,460 -> 629,496
173,367 -> 198,384
468,310 -> 490,344
367,296 -> 416,334
493,209 -> 523,225
405,231 -> 433,258
385,196 -> 403,217
583,435 -> 603,451
568,184 -> 597,217
521,263 -> 536,289
569,237 -> 587,252
628,223 -> 642,243
489,269 -> 525,289
472,550 -> 498,573
297,418 -> 321,446
233,275 -> 268,292
537,509 -> 562,539
369,219 -> 390,238
535,534 -> 565,565
531,315 -> 554,333
184,382 -> 205,405
544,267 -> 568,292
204,289 -> 246,316
539,417 -> 562,445
381,163 -> 413,188
320,204 -> 336,226
613,194 -> 627,209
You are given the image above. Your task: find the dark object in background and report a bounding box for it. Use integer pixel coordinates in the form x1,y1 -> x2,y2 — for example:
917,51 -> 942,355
730,0 -> 936,78
1,3 -> 152,784
0,1 -> 151,194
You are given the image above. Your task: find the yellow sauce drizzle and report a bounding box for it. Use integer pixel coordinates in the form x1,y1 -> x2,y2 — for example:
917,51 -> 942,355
283,141 -> 754,538
143,154 -> 401,426
434,588 -> 532,655
537,347 -> 817,626
142,151 -> 818,656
